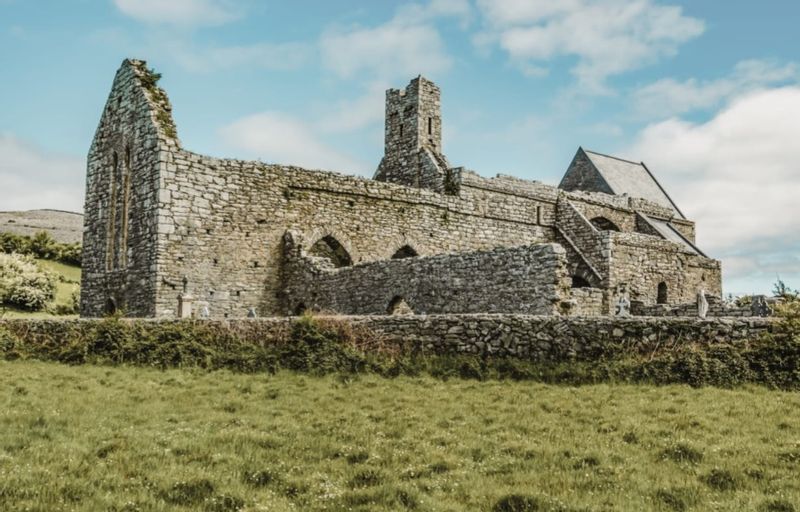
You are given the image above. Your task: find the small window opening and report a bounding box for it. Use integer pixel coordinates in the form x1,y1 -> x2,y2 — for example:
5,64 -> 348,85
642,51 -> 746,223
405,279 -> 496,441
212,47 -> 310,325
590,217 -> 621,232
657,282 -> 668,304
571,276 -> 591,288
104,297 -> 117,316
293,303 -> 307,316
428,117 -> 432,135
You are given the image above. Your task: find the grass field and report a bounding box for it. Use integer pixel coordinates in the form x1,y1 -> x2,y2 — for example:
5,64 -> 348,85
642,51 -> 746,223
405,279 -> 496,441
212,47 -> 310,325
1,361 -> 798,511
0,259 -> 80,319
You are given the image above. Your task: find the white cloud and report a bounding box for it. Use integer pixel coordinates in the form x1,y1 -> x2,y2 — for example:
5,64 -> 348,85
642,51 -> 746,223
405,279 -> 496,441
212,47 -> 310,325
634,59 -> 799,118
475,0 -> 704,93
0,134 -> 85,212
321,23 -> 451,81
163,40 -> 312,73
316,81 -> 389,134
395,0 -> 472,26
219,112 -> 367,174
320,0 -> 468,82
626,87 -> 800,287
113,0 -> 240,26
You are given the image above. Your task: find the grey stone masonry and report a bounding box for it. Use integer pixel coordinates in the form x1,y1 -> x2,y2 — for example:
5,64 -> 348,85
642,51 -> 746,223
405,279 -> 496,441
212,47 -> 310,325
2,316 -> 774,363
81,59 -> 179,317
373,76 -> 459,194
81,60 -> 727,319
282,231 -> 572,316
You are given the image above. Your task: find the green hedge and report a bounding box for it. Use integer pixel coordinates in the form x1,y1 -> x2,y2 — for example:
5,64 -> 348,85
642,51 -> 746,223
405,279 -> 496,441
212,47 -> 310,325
1,304 -> 798,388
0,231 -> 81,266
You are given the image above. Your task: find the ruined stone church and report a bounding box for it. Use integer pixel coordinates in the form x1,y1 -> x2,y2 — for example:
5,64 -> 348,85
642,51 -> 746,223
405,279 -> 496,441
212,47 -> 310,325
81,59 -> 721,319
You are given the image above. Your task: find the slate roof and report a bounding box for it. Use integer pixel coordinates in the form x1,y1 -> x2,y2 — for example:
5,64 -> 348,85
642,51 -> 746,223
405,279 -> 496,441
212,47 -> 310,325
641,215 -> 706,256
583,150 -> 685,219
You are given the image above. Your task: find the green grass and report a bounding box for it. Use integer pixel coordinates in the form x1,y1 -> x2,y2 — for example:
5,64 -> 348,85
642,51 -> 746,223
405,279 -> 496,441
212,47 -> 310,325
0,259 -> 79,319
1,360 -> 799,511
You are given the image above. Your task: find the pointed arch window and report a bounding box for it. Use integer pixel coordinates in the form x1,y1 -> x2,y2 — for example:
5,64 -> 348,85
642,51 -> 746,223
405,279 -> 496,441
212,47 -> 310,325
309,235 -> 352,268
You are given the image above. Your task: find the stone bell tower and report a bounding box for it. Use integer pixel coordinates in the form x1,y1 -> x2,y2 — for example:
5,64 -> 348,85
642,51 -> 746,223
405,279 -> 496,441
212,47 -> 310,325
373,76 -> 459,194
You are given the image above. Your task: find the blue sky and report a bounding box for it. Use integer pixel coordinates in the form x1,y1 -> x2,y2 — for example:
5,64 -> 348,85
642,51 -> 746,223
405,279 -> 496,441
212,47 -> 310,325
1,0 -> 798,295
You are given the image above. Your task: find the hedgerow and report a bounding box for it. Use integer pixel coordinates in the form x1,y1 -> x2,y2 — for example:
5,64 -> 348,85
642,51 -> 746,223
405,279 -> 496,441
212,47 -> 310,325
1,304 -> 798,388
0,231 -> 81,266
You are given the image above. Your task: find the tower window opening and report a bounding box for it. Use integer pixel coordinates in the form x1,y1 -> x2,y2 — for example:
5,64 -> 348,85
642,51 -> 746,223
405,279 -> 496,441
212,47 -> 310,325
428,117 -> 432,135
657,282 -> 668,304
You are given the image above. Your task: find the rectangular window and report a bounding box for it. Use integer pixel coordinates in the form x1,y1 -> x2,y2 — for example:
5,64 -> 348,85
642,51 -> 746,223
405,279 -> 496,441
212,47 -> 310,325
428,117 -> 432,135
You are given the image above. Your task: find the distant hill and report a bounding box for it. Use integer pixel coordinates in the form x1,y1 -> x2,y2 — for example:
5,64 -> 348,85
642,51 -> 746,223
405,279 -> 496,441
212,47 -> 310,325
0,209 -> 84,244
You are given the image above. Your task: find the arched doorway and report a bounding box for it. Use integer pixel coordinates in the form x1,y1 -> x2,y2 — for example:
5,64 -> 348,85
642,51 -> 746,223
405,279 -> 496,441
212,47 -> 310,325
387,296 -> 413,315
391,245 -> 418,259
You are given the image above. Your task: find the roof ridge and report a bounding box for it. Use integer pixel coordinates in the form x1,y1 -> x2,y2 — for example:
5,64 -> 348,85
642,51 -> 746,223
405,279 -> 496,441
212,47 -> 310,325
584,149 -> 642,166
639,161 -> 686,220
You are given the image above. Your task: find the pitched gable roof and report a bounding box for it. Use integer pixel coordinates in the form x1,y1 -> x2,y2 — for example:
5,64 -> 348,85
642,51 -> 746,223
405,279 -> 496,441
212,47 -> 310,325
559,148 -> 685,219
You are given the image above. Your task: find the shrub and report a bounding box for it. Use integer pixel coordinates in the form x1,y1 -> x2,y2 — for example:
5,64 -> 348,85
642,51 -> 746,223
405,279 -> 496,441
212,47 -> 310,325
660,442 -> 703,464
745,301 -> 800,389
492,494 -> 544,512
30,231 -> 59,260
0,231 -> 82,266
277,314 -> 368,375
0,253 -> 57,310
699,468 -> 739,491
161,479 -> 215,506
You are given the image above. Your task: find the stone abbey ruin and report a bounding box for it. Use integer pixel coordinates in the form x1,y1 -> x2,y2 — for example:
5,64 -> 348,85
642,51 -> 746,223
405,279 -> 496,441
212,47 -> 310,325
82,59 -> 737,320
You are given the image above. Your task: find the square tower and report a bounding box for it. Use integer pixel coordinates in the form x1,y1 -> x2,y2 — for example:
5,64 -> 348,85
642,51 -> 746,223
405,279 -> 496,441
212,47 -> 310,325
374,76 -> 457,193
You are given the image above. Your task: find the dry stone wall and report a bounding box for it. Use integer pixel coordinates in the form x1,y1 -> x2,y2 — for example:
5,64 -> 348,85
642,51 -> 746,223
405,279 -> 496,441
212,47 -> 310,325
282,234 -> 572,316
1,316 -> 773,363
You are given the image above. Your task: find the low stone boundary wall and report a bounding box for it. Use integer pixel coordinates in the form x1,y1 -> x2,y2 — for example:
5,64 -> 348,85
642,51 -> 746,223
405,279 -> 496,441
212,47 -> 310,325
0,315 -> 775,363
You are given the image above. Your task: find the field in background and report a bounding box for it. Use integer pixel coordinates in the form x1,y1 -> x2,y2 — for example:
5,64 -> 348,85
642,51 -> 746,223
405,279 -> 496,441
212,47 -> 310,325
0,209 -> 83,244
0,259 -> 80,319
0,360 -> 798,511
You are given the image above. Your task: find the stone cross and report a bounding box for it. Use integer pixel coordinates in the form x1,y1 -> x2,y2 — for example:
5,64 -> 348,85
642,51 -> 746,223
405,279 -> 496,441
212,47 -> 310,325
750,295 -> 771,317
614,294 -> 630,317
